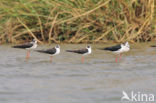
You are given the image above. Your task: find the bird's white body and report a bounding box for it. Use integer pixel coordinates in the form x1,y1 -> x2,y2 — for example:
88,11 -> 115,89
83,46 -> 92,56
114,42 -> 130,54
30,43 -> 37,49
53,47 -> 60,56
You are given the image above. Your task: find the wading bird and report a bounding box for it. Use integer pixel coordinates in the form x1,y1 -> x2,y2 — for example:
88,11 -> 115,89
66,46 -> 91,63
101,42 -> 130,63
12,39 -> 37,60
151,45 -> 156,47
36,45 -> 60,62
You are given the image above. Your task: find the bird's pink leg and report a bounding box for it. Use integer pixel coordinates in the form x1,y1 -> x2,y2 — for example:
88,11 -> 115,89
81,56 -> 84,63
26,50 -> 30,60
50,56 -> 53,62
119,53 -> 122,62
115,55 -> 118,63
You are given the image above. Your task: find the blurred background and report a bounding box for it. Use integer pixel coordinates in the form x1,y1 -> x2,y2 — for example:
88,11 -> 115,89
0,0 -> 155,44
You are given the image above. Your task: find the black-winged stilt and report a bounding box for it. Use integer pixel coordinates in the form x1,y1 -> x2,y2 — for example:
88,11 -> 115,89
101,42 -> 130,62
12,39 -> 37,60
66,46 -> 91,63
151,45 -> 156,47
36,45 -> 60,62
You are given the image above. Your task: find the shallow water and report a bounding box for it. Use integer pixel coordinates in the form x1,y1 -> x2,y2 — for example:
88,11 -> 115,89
0,43 -> 156,103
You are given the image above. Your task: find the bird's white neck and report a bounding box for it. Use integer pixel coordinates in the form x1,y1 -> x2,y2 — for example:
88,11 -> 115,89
55,47 -> 60,55
87,47 -> 91,54
32,42 -> 38,49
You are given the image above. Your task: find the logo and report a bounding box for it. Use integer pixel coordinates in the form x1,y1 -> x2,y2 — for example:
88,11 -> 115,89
121,91 -> 155,102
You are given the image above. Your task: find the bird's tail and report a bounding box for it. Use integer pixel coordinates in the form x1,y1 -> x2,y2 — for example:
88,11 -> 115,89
35,50 -> 45,53
12,46 -> 18,48
98,47 -> 110,51
103,47 -> 111,50
12,45 -> 23,48
66,50 -> 74,52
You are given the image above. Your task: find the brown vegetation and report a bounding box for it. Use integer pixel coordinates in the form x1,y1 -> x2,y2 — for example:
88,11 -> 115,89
0,0 -> 155,44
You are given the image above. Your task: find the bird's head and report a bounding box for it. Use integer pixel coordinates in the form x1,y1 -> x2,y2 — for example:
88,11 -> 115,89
32,39 -> 37,44
55,44 -> 60,49
124,42 -> 130,48
86,45 -> 91,49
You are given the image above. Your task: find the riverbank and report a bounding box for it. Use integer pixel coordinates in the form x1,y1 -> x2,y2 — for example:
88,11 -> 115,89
0,0 -> 155,44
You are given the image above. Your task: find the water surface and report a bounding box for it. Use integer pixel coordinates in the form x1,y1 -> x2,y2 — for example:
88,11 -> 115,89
0,43 -> 156,103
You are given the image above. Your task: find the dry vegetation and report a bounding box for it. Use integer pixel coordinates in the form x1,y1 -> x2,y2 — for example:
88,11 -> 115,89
0,0 -> 155,44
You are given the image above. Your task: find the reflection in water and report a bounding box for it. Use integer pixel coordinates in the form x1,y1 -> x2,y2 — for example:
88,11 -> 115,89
0,44 -> 155,103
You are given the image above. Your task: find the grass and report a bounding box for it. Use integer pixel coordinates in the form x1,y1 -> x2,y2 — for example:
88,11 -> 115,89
0,0 -> 155,44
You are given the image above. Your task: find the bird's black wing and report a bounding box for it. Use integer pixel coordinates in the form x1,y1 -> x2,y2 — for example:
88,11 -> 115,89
102,44 -> 121,51
151,45 -> 156,47
12,42 -> 33,49
36,47 -> 56,55
66,48 -> 88,54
